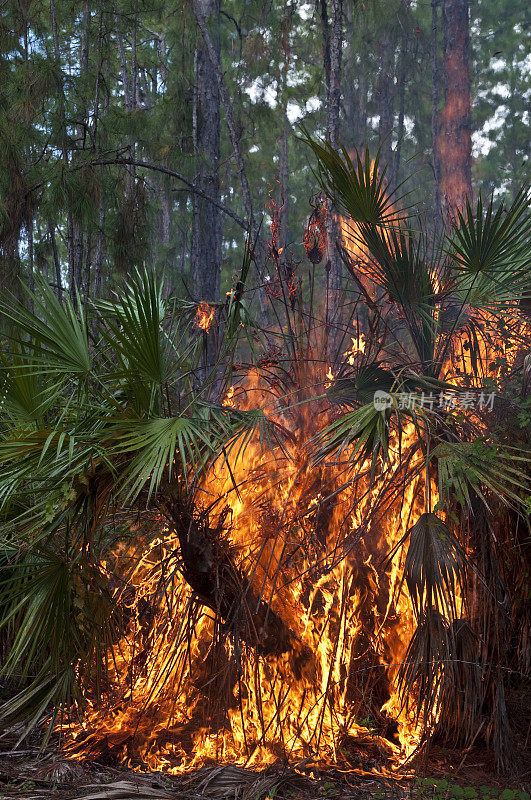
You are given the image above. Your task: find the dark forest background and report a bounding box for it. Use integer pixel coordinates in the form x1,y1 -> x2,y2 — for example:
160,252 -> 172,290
0,0 -> 529,306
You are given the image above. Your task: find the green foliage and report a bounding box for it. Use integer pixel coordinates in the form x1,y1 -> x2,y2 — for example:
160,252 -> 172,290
448,188 -> 531,310
2,277 -> 91,377
0,266 -> 282,735
433,439 -> 529,510
413,777 -> 530,800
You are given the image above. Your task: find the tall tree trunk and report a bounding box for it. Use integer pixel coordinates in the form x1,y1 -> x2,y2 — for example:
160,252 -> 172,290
342,10 -> 367,148
356,74 -> 368,146
376,28 -> 395,172
26,218 -> 34,304
91,12 -> 109,300
115,6 -> 136,195
278,6 -> 293,254
192,0 -> 270,320
342,5 -> 354,147
83,231 -> 92,302
431,0 -> 442,222
161,184 -> 172,251
394,37 -> 408,181
115,10 -> 131,108
320,0 -> 343,352
50,0 -> 77,305
439,0 -> 472,219
191,0 -> 221,303
71,3 -> 90,301
93,207 -> 105,299
48,221 -> 63,304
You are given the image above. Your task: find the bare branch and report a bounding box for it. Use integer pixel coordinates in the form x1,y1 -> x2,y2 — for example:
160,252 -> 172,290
89,156 -> 247,229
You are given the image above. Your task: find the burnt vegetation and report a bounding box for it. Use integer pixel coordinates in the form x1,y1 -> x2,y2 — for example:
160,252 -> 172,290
0,142 -> 529,785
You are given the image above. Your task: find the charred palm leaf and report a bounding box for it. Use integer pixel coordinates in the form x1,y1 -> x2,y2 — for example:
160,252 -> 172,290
397,608 -> 449,725
326,363 -> 396,407
435,619 -> 482,745
403,512 -> 466,622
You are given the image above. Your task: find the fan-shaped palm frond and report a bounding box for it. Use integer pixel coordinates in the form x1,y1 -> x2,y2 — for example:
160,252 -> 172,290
402,512 -> 466,622
298,129 -> 407,226
98,269 -> 181,387
397,608 -> 450,726
432,439 -> 530,511
0,277 -> 91,378
448,188 -> 530,311
0,351 -> 58,424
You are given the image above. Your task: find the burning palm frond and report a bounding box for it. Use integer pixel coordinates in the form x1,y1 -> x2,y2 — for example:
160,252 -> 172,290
0,141 -> 528,775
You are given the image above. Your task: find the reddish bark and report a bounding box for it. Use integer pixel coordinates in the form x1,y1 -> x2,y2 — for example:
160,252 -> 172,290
438,0 -> 473,219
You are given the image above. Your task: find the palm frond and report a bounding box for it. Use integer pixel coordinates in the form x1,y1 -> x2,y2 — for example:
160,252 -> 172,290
0,351 -> 58,424
403,512 -> 466,622
432,439 -> 530,511
0,277 -> 91,378
447,188 -> 531,311
97,269 -> 182,391
107,413 -> 215,501
397,608 -> 449,726
0,543 -> 118,740
299,129 -> 406,226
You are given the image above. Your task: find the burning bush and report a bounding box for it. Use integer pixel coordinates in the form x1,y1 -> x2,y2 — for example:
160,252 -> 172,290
0,143 -> 529,774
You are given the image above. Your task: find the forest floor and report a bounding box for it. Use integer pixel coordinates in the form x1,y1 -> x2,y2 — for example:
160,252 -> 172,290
0,740 -> 529,800
0,690 -> 529,800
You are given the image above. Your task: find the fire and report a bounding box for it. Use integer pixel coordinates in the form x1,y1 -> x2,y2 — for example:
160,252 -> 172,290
63,171 -> 526,778
195,301 -> 215,332
65,314 -> 520,775
67,360 -> 431,773
222,385 -> 236,407
344,331 -> 366,365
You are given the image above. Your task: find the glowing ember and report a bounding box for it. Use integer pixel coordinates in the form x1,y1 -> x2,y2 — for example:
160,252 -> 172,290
195,301 -> 215,331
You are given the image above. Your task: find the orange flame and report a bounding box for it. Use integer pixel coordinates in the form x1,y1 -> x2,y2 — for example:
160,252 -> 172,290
64,176 -> 527,777
195,301 -> 215,332
66,365 -> 432,772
